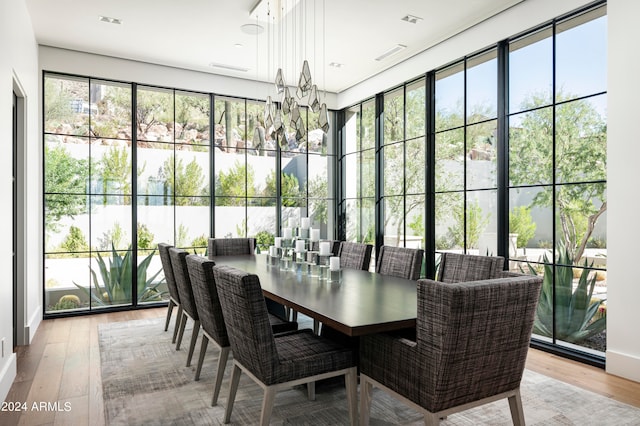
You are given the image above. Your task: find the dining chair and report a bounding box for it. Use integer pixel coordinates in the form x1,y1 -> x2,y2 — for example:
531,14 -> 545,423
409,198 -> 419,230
157,243 -> 182,343
208,237 -> 256,257
168,247 -> 200,367
338,241 -> 373,271
438,252 -> 505,283
359,274 -> 543,425
212,264 -> 358,426
209,237 -> 288,322
186,254 -> 299,405
375,245 -> 424,280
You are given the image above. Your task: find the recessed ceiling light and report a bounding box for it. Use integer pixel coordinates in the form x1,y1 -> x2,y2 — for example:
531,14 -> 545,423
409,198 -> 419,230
329,62 -> 344,68
209,62 -> 250,73
235,43 -> 244,49
401,14 -> 422,24
99,16 -> 122,25
375,44 -> 407,61
240,23 -> 264,35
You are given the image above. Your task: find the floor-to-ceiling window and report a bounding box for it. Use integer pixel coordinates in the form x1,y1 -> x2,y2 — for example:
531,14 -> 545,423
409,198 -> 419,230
343,99 -> 376,244
340,2 -> 607,363
43,74 -> 335,315
382,79 -> 426,255
508,6 -> 607,358
434,49 -> 499,267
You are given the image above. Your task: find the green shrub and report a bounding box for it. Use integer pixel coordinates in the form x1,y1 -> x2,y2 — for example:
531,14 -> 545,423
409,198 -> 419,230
509,206 -> 537,248
254,231 -> 275,251
59,225 -> 90,255
137,223 -> 155,250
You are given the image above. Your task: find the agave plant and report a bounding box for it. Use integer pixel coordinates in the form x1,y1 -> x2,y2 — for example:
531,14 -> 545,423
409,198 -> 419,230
527,245 -> 606,344
75,244 -> 165,306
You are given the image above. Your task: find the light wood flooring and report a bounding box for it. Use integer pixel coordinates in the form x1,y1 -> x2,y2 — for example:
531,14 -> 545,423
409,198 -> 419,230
1,307 -> 639,425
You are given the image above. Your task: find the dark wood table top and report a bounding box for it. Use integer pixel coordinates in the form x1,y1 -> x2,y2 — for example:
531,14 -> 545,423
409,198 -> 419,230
212,254 -> 417,337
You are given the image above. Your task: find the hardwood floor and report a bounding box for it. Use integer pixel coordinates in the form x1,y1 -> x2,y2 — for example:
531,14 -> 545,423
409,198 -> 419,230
1,307 -> 639,425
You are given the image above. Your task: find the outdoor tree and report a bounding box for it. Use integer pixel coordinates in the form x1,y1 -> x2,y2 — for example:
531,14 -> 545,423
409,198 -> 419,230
136,89 -> 172,141
264,171 -> 301,206
509,90 -> 606,262
97,146 -> 133,204
44,144 -> 88,235
161,154 -> 207,206
215,161 -> 255,205
175,93 -> 209,143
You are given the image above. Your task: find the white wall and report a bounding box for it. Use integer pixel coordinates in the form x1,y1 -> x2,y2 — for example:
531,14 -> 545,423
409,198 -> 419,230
0,0 -> 41,403
606,0 -> 640,382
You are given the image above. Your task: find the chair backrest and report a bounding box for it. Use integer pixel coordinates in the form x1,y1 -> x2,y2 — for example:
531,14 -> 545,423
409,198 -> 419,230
212,265 -> 279,384
438,252 -> 504,283
208,237 -> 256,259
185,255 -> 229,347
376,245 -> 424,280
158,243 -> 180,304
168,247 -> 198,320
338,241 -> 373,271
415,274 -> 542,412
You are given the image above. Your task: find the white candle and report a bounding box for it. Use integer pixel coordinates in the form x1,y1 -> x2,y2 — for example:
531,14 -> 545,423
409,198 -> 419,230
274,237 -> 282,248
283,227 -> 293,239
300,217 -> 310,229
296,239 -> 305,253
319,241 -> 331,256
310,228 -> 320,242
330,256 -> 340,271
270,246 -> 278,257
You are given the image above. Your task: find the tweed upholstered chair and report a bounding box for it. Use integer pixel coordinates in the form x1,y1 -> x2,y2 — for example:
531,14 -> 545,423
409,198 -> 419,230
438,252 -> 505,283
376,245 -> 424,280
158,243 -> 182,343
207,237 -> 256,257
168,247 -> 200,367
338,241 -> 373,271
359,274 -> 543,426
207,237 -> 288,322
213,264 -> 358,425
186,255 -> 299,405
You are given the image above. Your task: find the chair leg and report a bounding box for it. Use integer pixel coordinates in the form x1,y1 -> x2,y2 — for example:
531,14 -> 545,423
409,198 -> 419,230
307,381 -> 316,401
212,347 -> 230,406
508,389 -> 525,426
359,376 -> 373,426
172,305 -> 183,343
224,364 -> 242,424
424,413 -> 440,426
260,387 -> 276,426
186,320 -> 200,367
164,299 -> 175,331
194,335 -> 209,381
313,319 -> 320,335
175,311 -> 187,350
345,367 -> 358,425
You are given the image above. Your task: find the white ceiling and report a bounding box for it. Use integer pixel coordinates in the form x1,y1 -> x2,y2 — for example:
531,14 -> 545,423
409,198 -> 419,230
25,0 -> 523,94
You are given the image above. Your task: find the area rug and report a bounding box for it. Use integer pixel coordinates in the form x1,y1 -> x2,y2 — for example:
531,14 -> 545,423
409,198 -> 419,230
99,317 -> 640,425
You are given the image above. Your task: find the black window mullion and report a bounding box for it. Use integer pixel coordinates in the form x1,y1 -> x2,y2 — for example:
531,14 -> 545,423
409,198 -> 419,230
425,71 -> 437,279
210,94 -> 215,238
131,83 -> 139,307
497,40 -> 509,262
374,93 -> 385,254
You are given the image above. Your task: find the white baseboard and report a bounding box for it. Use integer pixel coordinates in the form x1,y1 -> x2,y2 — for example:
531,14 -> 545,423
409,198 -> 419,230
606,349 -> 640,383
26,305 -> 42,344
0,354 -> 17,403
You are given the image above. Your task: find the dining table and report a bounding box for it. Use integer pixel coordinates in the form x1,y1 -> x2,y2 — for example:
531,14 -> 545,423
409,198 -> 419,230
212,254 -> 417,337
